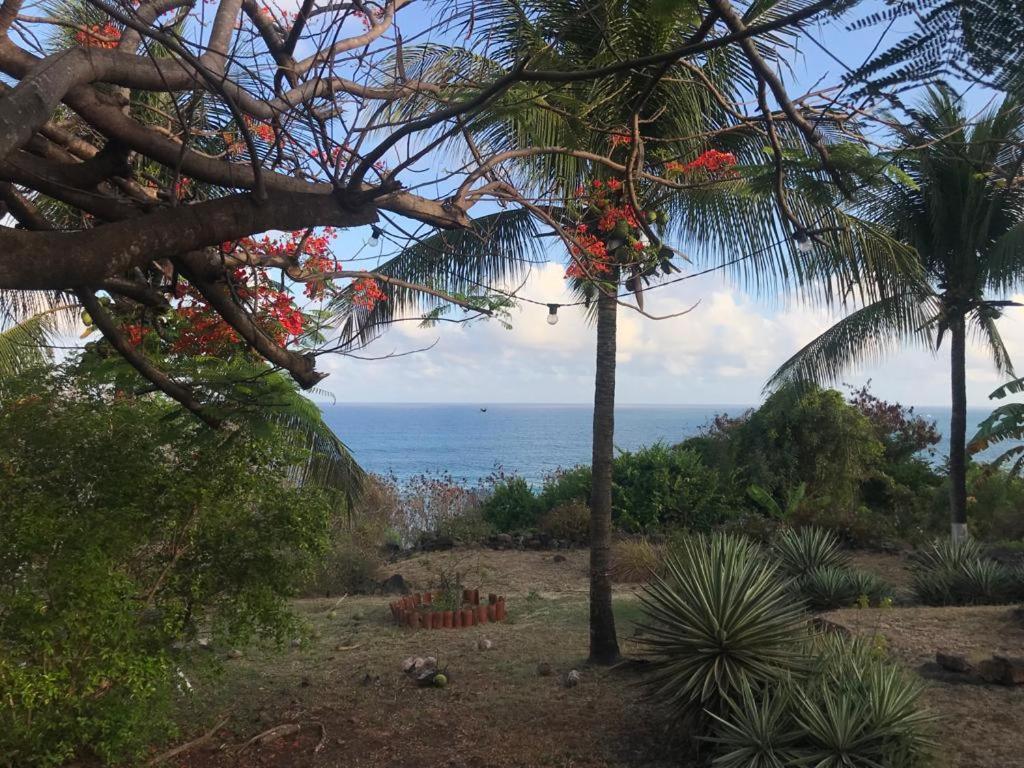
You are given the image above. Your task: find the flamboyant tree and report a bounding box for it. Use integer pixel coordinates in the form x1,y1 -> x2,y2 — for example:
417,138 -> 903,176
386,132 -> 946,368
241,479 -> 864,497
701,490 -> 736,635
0,0 -> 881,427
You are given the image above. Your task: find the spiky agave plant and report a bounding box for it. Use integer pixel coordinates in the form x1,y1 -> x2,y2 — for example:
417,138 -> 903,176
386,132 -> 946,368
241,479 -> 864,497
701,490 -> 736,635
772,528 -> 848,580
636,533 -> 805,724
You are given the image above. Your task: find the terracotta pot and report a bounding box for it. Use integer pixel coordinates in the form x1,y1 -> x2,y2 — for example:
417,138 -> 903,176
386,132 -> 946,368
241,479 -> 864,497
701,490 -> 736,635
472,589 -> 480,605
406,611 -> 419,629
453,610 -> 462,628
413,593 -> 422,607
423,591 -> 433,605
476,604 -> 488,624
462,608 -> 475,627
442,610 -> 454,629
487,604 -> 497,621
488,593 -> 498,605
496,598 -> 507,621
462,589 -> 472,605
435,612 -> 446,629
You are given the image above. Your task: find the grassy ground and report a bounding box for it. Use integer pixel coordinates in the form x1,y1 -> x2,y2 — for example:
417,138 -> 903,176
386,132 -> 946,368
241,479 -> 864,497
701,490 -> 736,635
163,548 -> 1024,768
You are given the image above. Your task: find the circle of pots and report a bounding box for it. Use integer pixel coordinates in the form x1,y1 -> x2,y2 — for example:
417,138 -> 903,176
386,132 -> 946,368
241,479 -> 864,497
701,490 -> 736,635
389,589 -> 507,629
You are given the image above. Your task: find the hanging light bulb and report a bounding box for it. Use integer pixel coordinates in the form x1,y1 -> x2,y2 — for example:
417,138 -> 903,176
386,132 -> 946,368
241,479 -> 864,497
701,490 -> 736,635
367,225 -> 383,247
546,304 -> 560,325
794,230 -> 813,254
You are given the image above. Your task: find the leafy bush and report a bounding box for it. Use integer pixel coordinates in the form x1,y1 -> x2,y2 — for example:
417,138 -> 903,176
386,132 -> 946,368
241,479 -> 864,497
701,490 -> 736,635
716,513 -> 788,546
0,366 -> 333,766
538,465 -> 592,511
637,533 -> 804,723
306,537 -> 382,595
772,528 -> 847,579
709,635 -> 934,768
610,538 -> 661,583
479,476 -> 540,532
538,500 -> 590,542
612,443 -> 734,532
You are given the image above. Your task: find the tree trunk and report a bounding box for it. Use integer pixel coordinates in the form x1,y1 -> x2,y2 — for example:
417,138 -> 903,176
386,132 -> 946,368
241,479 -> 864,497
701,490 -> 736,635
589,286 -> 620,664
949,314 -> 969,541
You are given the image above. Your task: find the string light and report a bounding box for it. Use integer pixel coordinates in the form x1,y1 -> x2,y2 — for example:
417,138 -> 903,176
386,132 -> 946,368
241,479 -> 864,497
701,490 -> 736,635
793,230 -> 813,253
367,224 -> 383,247
546,304 -> 560,325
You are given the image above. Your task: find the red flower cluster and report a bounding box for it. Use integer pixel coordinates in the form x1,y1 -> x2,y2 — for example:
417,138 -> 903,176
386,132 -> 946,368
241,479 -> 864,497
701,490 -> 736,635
351,278 -> 387,310
75,22 -> 120,48
665,149 -> 738,175
121,323 -> 151,346
244,117 -> 277,144
609,132 -> 632,148
303,253 -> 343,299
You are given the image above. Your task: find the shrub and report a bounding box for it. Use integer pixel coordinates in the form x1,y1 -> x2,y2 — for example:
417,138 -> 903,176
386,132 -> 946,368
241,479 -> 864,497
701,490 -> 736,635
637,533 -> 804,724
772,527 -> 847,579
910,538 -> 1014,605
612,443 -> 734,532
538,500 -> 590,542
717,513 -> 788,546
610,538 -> 661,583
797,567 -> 891,610
538,465 -> 592,511
306,536 -> 382,595
479,476 -> 540,532
0,366 -> 333,766
709,635 -> 934,768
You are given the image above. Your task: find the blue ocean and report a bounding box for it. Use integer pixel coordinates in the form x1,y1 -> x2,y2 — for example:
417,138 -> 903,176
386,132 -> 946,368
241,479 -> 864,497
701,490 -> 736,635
319,403 -> 1008,487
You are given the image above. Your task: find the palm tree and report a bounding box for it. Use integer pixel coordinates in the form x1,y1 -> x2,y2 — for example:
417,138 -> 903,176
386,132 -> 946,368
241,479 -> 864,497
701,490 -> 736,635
331,0 -> 905,662
770,89 -> 1024,540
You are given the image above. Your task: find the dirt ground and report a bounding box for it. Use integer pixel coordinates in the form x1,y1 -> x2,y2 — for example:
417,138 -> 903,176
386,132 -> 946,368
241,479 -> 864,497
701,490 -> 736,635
161,548 -> 1024,768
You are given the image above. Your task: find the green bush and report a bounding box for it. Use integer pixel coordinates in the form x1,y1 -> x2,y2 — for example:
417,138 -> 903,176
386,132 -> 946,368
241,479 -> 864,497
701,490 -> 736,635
772,527 -> 847,579
0,366 -> 333,766
538,500 -> 590,542
538,465 -> 592,511
709,636 -> 934,768
910,538 -> 1015,605
637,533 -> 804,724
797,567 -> 891,610
612,443 -> 734,531
306,536 -> 382,595
716,513 -> 788,546
480,476 -> 540,532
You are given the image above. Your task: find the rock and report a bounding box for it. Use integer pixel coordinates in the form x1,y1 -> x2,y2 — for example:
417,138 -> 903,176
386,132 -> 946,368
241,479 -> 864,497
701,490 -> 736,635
553,554 -> 567,563
979,656 -> 1024,685
495,533 -> 514,549
564,669 -> 580,688
401,656 -> 418,673
197,637 -> 212,650
537,662 -> 554,677
423,656 -> 438,668
381,574 -> 410,595
935,651 -> 971,673
226,649 -> 244,660
476,638 -> 493,651
290,638 -> 302,648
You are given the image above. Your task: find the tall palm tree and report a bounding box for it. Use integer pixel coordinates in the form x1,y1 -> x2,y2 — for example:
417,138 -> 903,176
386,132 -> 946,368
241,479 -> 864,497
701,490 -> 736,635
770,89 -> 1024,540
332,0 -> 905,661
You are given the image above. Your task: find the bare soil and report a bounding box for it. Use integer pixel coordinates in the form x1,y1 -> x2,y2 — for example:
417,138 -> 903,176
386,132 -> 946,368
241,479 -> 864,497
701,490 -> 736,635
161,548 -> 1023,768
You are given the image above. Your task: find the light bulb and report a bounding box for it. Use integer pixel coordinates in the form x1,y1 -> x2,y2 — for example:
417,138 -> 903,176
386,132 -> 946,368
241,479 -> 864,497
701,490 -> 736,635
794,230 -> 813,253
367,225 -> 382,247
546,304 -> 559,325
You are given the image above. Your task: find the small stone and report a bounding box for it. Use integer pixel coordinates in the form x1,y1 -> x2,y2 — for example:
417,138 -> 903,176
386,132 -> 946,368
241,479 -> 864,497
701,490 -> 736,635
401,656 -> 417,673
476,638 -> 493,651
537,662 -> 553,677
423,656 -> 438,668
564,669 -> 580,688
977,658 -> 1009,684
226,649 -> 243,660
553,554 -> 567,563
197,637 -> 212,650
936,651 -> 971,673
290,638 -> 302,648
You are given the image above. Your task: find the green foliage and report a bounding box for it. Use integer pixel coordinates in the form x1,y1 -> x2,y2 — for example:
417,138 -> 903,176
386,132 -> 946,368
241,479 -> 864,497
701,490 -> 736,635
910,537 -> 1015,605
612,443 -> 735,532
637,533 -> 805,724
480,476 -> 540,532
0,365 -> 334,766
537,465 -> 592,512
797,567 -> 891,611
538,500 -> 590,542
772,528 -> 848,579
709,636 -> 934,768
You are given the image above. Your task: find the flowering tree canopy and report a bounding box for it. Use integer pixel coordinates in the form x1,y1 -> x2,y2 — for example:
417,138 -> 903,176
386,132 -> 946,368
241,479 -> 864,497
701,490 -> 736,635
0,0 -> 887,423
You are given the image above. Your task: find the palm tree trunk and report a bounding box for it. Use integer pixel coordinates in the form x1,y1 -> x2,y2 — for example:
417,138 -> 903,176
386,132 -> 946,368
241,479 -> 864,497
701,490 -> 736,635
949,314 -> 969,541
589,285 -> 620,664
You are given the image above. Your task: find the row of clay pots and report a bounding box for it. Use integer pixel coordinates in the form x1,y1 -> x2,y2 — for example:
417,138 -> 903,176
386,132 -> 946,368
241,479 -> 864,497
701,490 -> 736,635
390,597 -> 507,629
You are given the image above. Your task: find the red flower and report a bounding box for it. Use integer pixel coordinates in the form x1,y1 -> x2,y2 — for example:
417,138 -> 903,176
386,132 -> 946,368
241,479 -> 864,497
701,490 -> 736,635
352,278 -> 387,310
76,22 -> 120,49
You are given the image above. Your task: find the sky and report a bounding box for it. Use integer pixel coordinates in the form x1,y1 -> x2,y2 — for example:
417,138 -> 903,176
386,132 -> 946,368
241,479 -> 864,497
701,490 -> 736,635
309,3 -> 1022,408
